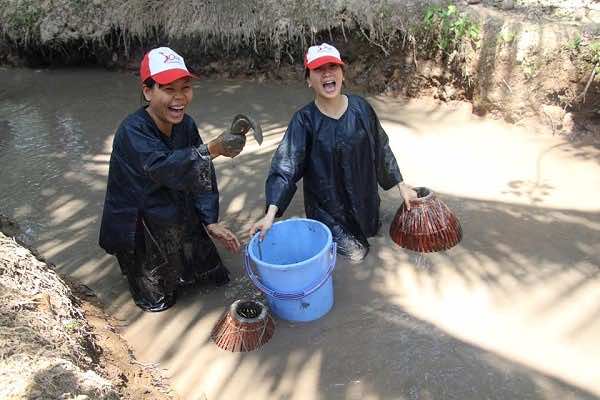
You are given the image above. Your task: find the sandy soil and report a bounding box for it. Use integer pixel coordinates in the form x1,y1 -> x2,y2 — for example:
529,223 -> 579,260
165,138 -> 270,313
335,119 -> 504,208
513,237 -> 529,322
0,221 -> 177,400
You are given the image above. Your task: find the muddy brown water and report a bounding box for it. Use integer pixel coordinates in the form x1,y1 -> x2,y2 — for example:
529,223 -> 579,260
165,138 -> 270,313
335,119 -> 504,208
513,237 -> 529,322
1,67 -> 599,400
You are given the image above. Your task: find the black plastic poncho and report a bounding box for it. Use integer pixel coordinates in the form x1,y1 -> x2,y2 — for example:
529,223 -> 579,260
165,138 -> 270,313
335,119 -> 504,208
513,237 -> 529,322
99,107 -> 225,311
99,107 -> 218,254
266,94 -> 403,245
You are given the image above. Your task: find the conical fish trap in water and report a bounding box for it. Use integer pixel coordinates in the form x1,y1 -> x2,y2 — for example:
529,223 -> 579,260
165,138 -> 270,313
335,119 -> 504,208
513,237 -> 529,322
389,187 -> 462,252
211,299 -> 275,352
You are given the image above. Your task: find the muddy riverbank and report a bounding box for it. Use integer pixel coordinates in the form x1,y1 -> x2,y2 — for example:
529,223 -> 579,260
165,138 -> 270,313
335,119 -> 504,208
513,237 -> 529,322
2,0 -> 600,125
0,215 -> 177,400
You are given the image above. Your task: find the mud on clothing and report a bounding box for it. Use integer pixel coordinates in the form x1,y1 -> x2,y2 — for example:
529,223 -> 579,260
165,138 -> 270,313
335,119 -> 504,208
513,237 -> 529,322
99,107 -> 227,311
266,95 -> 403,262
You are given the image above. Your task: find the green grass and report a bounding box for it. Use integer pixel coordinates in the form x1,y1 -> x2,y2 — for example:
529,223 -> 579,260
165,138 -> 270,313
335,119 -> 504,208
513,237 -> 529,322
422,4 -> 480,54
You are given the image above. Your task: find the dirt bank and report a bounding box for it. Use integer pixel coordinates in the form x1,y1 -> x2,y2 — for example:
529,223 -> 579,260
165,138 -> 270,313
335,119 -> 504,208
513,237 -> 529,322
0,215 -> 176,400
1,0 -> 599,127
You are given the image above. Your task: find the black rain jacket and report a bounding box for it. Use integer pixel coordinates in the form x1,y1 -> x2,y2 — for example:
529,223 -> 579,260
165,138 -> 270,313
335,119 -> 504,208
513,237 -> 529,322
266,94 -> 403,243
99,107 -> 218,254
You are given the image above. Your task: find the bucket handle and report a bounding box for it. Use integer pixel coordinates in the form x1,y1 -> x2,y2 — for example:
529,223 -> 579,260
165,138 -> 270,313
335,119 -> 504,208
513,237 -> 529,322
244,242 -> 337,300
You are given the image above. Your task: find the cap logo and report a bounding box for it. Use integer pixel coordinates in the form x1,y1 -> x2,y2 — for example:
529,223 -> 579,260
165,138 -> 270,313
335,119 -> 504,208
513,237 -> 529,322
159,51 -> 182,64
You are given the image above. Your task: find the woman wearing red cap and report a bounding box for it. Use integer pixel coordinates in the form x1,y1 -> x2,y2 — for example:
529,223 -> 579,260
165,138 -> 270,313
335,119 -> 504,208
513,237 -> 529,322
251,43 -> 416,263
99,47 -> 247,311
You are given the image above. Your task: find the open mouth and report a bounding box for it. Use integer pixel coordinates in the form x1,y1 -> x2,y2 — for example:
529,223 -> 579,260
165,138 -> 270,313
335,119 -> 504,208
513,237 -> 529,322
322,79 -> 337,94
168,105 -> 185,119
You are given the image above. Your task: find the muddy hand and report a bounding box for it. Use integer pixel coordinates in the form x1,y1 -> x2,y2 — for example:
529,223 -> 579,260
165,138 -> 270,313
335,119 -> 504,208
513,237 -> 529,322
206,223 -> 241,253
230,114 -> 263,145
208,130 -> 246,158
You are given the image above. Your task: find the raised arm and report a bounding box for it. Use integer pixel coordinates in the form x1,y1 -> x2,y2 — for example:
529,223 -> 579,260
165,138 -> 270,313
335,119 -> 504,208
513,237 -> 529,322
125,123 -> 214,193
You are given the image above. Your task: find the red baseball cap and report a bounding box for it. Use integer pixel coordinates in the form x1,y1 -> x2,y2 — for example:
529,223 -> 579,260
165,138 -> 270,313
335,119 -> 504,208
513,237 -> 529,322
304,43 -> 345,70
140,47 -> 195,85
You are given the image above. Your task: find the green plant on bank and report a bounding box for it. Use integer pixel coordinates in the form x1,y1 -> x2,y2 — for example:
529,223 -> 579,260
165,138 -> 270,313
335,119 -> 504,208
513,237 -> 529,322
568,34 -> 582,52
500,30 -> 516,44
523,58 -> 537,80
422,4 -> 480,55
522,55 -> 537,80
573,40 -> 600,104
566,36 -> 599,76
63,319 -> 80,333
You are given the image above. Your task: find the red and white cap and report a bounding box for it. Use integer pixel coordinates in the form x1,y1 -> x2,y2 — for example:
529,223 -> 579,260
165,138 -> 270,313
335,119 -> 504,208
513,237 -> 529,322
140,47 -> 194,85
304,43 -> 344,70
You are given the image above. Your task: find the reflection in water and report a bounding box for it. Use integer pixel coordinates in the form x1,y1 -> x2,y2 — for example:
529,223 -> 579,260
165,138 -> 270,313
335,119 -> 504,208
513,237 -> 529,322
0,67 -> 307,257
0,119 -> 11,151
56,112 -> 87,156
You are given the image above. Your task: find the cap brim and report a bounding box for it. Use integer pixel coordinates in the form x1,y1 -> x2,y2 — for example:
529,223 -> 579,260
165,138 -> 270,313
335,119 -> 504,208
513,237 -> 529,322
152,69 -> 197,85
305,56 -> 344,70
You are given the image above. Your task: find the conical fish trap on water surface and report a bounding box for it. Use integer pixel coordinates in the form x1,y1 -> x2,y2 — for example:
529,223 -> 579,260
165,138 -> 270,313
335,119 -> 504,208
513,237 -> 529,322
211,299 -> 275,352
389,187 -> 462,253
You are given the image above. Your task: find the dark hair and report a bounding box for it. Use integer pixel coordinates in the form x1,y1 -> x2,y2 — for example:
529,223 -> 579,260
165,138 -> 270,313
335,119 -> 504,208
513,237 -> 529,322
140,77 -> 157,105
143,77 -> 157,88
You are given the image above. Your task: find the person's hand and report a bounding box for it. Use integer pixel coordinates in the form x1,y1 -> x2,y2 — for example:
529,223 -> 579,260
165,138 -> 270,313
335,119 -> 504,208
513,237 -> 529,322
206,223 -> 241,253
398,182 -> 418,211
249,205 -> 278,240
207,130 -> 246,158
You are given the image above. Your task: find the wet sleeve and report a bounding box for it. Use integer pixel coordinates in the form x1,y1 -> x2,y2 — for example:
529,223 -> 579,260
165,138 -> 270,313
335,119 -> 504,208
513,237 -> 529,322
193,163 -> 219,225
367,101 -> 403,190
189,125 -> 219,225
265,113 -> 308,217
124,122 -> 213,193
188,121 -> 207,151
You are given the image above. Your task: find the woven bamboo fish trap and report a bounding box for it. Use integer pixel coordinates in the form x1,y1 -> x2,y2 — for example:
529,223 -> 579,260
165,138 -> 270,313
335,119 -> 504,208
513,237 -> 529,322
389,187 -> 462,253
211,299 -> 275,352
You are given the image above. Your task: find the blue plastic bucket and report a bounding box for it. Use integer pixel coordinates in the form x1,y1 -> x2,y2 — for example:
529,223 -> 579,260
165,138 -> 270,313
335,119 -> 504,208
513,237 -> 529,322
245,218 -> 336,322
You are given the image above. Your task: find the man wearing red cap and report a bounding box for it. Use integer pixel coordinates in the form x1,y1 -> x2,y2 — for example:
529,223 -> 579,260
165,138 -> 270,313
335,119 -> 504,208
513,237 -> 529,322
251,43 -> 416,263
99,47 -> 247,311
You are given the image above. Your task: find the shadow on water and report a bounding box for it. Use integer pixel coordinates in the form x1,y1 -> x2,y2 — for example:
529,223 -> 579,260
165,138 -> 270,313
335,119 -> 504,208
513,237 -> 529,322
133,189 -> 599,399
0,68 -> 599,399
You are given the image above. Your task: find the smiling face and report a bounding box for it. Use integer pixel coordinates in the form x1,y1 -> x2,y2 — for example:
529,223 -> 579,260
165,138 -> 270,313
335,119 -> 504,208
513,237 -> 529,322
142,77 -> 193,135
306,63 -> 344,101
